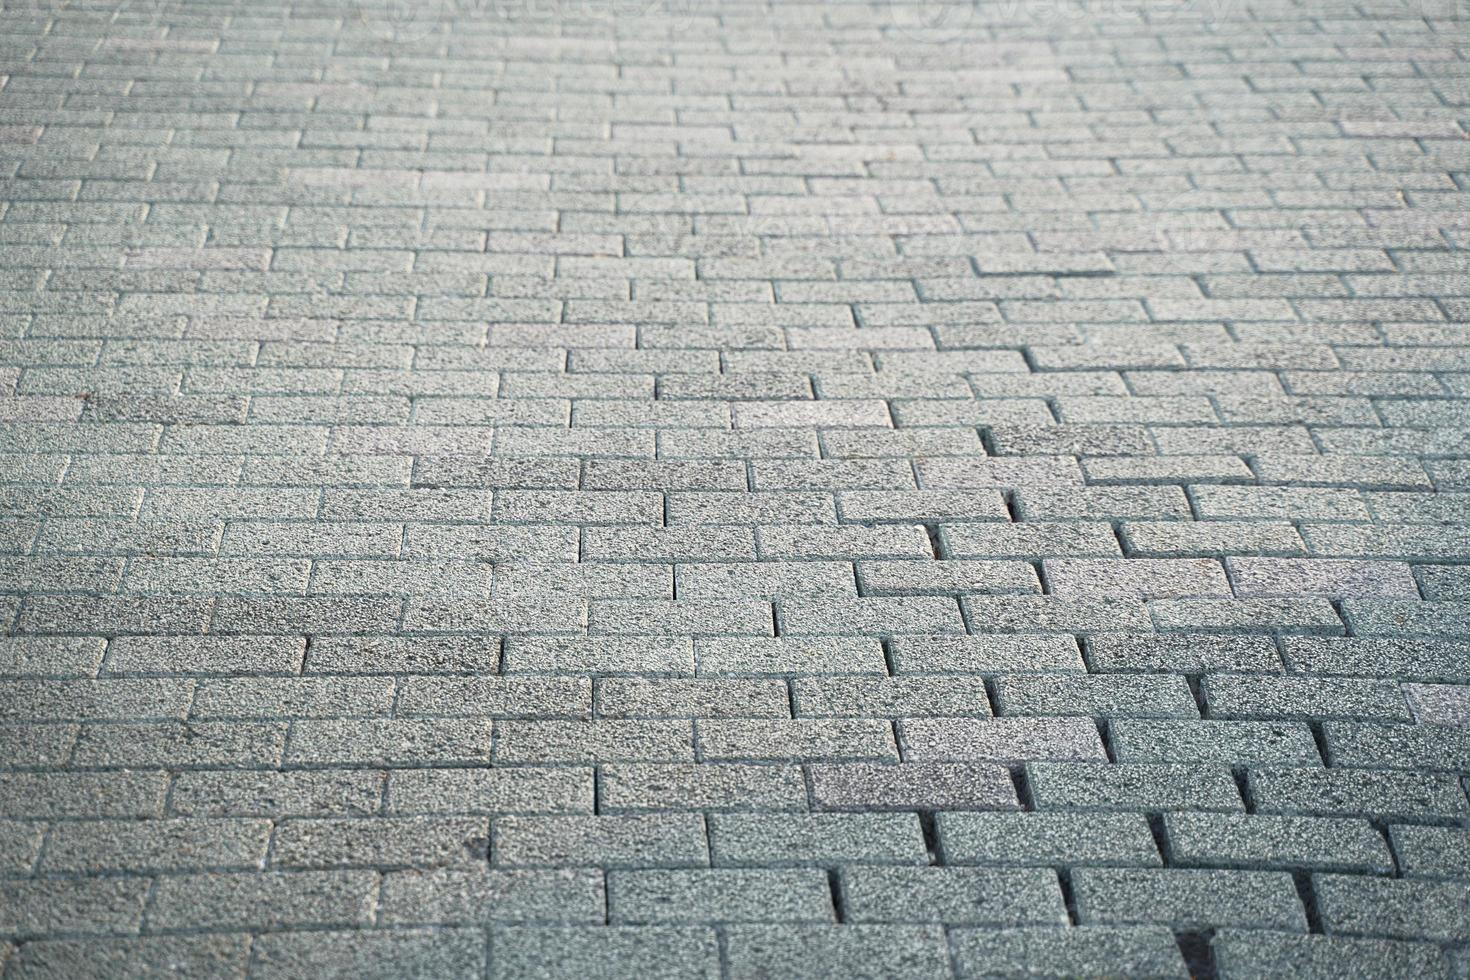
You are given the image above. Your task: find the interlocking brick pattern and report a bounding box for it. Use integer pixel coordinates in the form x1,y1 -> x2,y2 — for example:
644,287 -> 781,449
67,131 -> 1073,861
0,0 -> 1467,975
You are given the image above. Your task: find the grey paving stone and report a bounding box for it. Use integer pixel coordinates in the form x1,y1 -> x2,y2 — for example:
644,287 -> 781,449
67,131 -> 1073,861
1282,637 -> 1470,684
1211,929 -> 1453,980
1121,520 -> 1309,559
950,926 -> 1188,979
1108,720 -> 1321,766
105,635 -> 305,676
145,871 -> 377,932
3,0 -> 1468,969
607,869 -> 834,924
1322,721 -> 1470,771
695,637 -> 886,676
938,812 -> 1161,867
1203,675 -> 1411,723
1,936 -> 251,980
286,718 -> 491,767
386,767 -> 593,815
1315,875 -> 1470,942
493,814 -> 709,869
1249,768 -> 1468,820
962,596 -> 1152,634
1085,633 -> 1283,674
1165,812 -> 1394,874
0,878 -> 149,939
270,816 -> 489,870
250,929 -> 485,980
890,635 -> 1084,674
1389,825 -> 1470,879
1403,682 -> 1470,726
169,769 -> 384,818
698,719 -> 897,762
856,559 -> 1039,596
39,818 -> 271,874
839,867 -> 1068,926
941,522 -> 1123,560
724,924 -> 952,980
595,677 -> 788,718
599,764 -> 807,812
488,927 -> 720,980
807,762 -> 1017,811
505,636 -> 695,676
0,637 -> 105,678
1226,557 -> 1420,599
494,720 -> 693,764
709,813 -> 928,867
1149,597 -> 1344,634
1027,763 -> 1245,812
1044,558 -> 1231,598
996,674 -> 1199,719
378,868 -> 606,925
1073,867 -> 1307,931
900,717 -> 1107,763
792,676 -> 991,717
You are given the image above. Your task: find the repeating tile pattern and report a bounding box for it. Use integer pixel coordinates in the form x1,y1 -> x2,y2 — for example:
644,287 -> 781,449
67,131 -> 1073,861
0,0 -> 1467,975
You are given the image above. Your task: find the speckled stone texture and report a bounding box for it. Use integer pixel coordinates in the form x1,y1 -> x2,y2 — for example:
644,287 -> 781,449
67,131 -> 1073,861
0,0 -> 1467,975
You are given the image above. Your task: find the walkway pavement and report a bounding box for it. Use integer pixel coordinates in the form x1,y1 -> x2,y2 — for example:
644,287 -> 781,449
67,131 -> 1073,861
1,0 -> 1468,976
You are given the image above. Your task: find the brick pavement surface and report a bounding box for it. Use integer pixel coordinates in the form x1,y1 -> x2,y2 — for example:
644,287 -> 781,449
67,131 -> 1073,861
0,0 -> 1468,975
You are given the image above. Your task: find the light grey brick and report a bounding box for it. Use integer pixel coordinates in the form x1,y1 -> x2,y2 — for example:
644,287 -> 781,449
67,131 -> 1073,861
1109,720 -> 1320,766
386,767 -> 593,815
378,868 -> 605,926
494,814 -> 709,869
793,676 -> 990,717
1204,675 -> 1410,722
1250,768 -> 1468,821
1164,812 -> 1394,874
1227,558 -> 1420,599
1211,930 -> 1452,980
596,678 -> 788,719
807,762 -> 1017,810
168,769 -> 383,819
1315,876 -> 1470,942
504,636 -> 694,675
1072,868 -> 1307,931
839,867 -> 1066,925
0,878 -> 149,938
901,717 -> 1106,763
146,871 -> 377,931
599,763 -> 806,812
271,816 -> 489,870
249,929 -> 484,980
39,818 -> 270,874
724,925 -> 952,980
1044,558 -> 1230,598
608,869 -> 833,924
695,637 -> 887,676
857,559 -> 1039,596
1390,825 -> 1470,879
698,719 -> 897,762
997,674 -> 1199,719
1323,721 -> 1470,772
780,597 -> 965,635
489,927 -> 719,980
1,936 -> 251,980
951,926 -> 1187,980
1027,763 -> 1244,812
494,720 -> 693,764
709,813 -> 928,867
891,635 -> 1084,674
